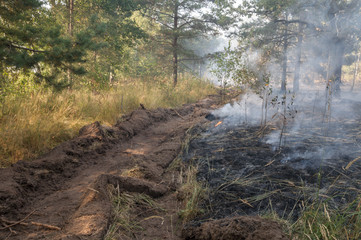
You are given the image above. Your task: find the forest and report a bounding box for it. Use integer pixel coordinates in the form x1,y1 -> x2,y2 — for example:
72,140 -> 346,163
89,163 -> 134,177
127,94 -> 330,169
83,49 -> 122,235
0,0 -> 361,239
1,0 -> 361,164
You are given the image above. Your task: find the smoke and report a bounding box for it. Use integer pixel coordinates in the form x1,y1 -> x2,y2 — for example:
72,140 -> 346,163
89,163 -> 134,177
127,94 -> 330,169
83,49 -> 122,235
274,91 -> 361,167
206,0 -> 361,169
212,91 -> 274,125
209,86 -> 361,170
180,36 -> 229,84
230,0 -> 360,90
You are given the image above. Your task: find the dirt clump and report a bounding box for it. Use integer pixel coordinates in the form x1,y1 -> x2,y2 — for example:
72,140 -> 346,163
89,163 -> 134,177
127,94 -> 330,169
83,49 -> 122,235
182,216 -> 288,240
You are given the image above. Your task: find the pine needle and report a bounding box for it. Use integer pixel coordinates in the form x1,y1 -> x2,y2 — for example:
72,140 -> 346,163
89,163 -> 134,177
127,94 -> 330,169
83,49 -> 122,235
344,157 -> 361,170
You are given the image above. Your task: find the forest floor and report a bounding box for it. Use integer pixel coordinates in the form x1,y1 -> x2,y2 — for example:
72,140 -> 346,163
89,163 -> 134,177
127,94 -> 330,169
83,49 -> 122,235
4,90 -> 359,240
0,91 -> 287,240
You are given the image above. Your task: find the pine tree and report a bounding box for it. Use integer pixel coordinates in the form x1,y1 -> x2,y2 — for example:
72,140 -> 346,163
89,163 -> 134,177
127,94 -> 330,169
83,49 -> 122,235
50,0 -> 147,88
1,0 -> 145,90
0,0 -> 97,89
227,0 -> 361,94
142,0 -> 222,86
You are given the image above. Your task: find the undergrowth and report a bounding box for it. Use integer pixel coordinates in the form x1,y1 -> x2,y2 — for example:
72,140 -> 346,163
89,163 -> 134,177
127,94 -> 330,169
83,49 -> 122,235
288,196 -> 361,240
263,194 -> 361,239
167,125 -> 208,223
0,77 -> 215,167
178,165 -> 207,222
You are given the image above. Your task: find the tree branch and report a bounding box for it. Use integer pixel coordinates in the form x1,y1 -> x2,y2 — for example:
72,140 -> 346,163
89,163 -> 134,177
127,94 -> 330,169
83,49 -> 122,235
9,42 -> 46,53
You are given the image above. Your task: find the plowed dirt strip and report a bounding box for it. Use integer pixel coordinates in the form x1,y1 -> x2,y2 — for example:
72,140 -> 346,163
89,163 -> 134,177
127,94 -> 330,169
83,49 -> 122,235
0,97 -> 219,240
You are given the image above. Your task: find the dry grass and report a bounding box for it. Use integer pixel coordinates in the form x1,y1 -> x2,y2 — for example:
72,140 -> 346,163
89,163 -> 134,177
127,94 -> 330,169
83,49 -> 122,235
0,77 -> 215,167
178,165 -> 207,222
104,184 -> 164,240
288,196 -> 361,240
166,126 -> 208,222
261,188 -> 361,240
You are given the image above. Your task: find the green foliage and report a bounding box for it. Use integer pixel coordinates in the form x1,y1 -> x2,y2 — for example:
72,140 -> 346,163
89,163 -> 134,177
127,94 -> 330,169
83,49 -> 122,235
73,0 -> 146,87
211,42 -> 267,91
0,1 -> 98,89
0,0 -> 147,91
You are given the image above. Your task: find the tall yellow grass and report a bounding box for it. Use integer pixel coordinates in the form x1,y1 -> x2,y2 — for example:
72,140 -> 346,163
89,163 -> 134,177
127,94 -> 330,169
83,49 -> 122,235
0,77 -> 215,167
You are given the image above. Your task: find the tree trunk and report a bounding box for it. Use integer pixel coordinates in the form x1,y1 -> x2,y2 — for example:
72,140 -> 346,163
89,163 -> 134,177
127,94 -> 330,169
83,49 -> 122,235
67,0 -> 74,86
281,15 -> 288,93
351,50 -> 360,92
109,65 -> 114,84
329,37 -> 345,97
172,3 -> 179,87
327,5 -> 345,97
199,61 -> 202,77
173,47 -> 178,87
293,23 -> 304,92
0,62 -> 4,97
49,0 -> 56,7
68,0 -> 74,37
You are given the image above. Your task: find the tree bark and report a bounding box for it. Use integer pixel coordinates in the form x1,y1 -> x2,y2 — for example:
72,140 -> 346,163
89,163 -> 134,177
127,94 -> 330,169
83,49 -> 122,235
67,0 -> 74,86
281,15 -> 288,93
68,0 -> 73,37
293,23 -> 304,92
49,0 -> 56,7
327,3 -> 345,97
351,50 -> 360,92
109,65 -> 114,84
329,37 -> 345,97
172,2 -> 179,87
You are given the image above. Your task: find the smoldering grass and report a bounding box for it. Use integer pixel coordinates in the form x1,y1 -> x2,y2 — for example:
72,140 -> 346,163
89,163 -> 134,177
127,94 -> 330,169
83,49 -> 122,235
165,123 -> 211,223
167,126 -> 200,172
211,167 -> 360,239
215,176 -> 264,192
191,90 -> 360,238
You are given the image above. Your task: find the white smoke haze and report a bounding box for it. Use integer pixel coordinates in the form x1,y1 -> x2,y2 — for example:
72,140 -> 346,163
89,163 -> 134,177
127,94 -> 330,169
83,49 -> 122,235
278,91 -> 361,164
209,87 -> 361,170
212,91 -> 273,125
206,0 -> 361,169
205,0 -> 361,171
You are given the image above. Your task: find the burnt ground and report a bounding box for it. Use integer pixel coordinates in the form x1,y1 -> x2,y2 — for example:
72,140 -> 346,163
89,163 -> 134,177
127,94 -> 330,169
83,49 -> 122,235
181,96 -> 361,239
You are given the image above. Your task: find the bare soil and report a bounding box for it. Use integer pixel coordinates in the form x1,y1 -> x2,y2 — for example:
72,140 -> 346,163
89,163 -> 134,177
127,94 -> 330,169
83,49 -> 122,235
182,216 -> 288,240
0,96 -> 212,239
0,93 -> 288,240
